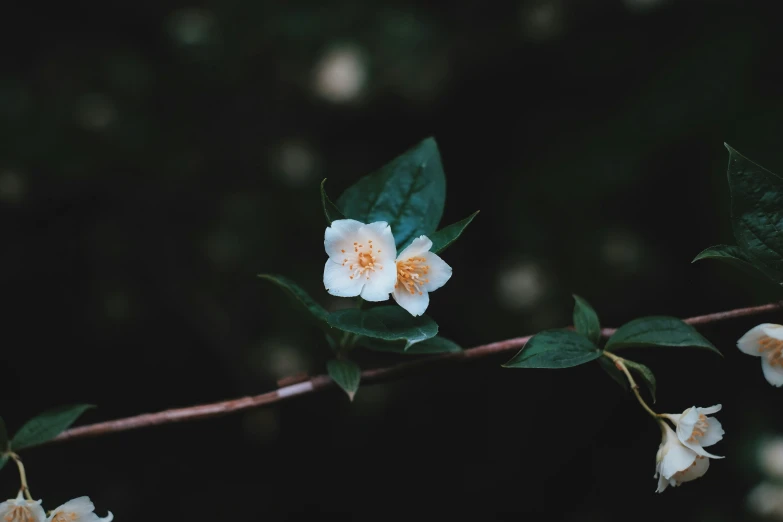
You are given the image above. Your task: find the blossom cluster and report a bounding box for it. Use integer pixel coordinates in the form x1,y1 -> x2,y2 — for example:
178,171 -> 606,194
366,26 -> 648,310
0,493 -> 112,522
323,219 -> 452,316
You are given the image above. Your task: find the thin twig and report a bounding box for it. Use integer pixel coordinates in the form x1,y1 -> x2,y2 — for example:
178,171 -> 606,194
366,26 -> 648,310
49,301 -> 782,446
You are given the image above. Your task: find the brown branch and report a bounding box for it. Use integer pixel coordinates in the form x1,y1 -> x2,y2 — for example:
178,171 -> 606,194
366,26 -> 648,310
50,301 -> 783,446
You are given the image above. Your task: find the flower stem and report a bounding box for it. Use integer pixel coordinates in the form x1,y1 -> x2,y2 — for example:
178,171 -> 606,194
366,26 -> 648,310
9,453 -> 33,501
602,351 -> 660,420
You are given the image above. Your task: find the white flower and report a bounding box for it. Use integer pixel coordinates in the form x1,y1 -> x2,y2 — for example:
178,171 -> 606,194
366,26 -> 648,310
323,219 -> 397,301
654,423 -> 710,493
392,236 -> 452,317
0,491 -> 46,522
662,404 -> 725,459
737,323 -> 783,386
47,496 -> 113,522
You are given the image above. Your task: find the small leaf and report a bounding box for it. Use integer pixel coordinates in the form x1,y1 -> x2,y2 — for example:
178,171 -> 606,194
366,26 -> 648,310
624,360 -> 657,403
502,329 -> 603,369
257,274 -> 329,325
598,357 -> 628,392
327,359 -> 361,401
605,316 -> 720,355
337,137 -> 447,248
725,144 -> 783,283
572,294 -> 601,345
320,179 -> 345,224
327,306 -> 438,349
693,244 -> 780,281
11,404 -> 95,450
358,335 -> 462,354
0,417 -> 8,452
428,211 -> 479,254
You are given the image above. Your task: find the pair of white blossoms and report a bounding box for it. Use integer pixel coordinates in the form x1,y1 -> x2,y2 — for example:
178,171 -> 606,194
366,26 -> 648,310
0,494 -> 111,522
323,219 -> 452,316
653,321 -> 783,492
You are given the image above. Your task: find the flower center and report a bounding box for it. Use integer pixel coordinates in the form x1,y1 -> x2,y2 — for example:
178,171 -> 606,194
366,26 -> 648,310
4,507 -> 37,522
687,414 -> 709,443
51,513 -> 78,522
341,240 -> 383,281
395,256 -> 430,295
759,336 -> 783,367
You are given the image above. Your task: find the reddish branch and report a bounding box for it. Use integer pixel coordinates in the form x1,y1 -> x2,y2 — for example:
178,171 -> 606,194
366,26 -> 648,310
50,301 -> 782,446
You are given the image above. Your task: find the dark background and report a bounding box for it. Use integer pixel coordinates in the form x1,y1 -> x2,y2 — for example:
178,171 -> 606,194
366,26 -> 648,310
2,0 -> 783,519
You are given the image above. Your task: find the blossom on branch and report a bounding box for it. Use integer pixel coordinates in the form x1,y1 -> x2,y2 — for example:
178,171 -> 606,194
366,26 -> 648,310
662,404 -> 725,459
654,423 -> 710,493
737,323 -> 783,387
393,236 -> 452,317
0,492 -> 46,522
323,219 -> 397,301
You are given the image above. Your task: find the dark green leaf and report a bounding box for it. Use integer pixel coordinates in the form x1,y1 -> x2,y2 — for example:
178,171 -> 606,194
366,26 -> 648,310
605,316 -> 720,355
598,357 -> 628,392
428,211 -> 479,254
337,137 -> 446,248
725,144 -> 783,283
320,179 -> 345,224
502,329 -> 603,369
358,335 -> 462,354
0,417 -> 8,452
257,274 -> 329,325
327,359 -> 361,401
624,360 -> 657,403
693,244 -> 780,281
327,306 -> 438,349
572,294 -> 601,345
11,404 -> 95,450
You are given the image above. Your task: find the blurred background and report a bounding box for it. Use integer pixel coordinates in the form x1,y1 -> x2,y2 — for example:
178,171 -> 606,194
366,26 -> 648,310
2,0 -> 783,519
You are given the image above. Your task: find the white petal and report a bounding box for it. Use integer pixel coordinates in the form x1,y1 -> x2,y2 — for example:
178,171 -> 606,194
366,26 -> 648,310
763,324 -> 783,340
700,416 -> 725,448
100,512 -> 114,522
674,456 -> 710,485
737,324 -> 779,357
54,497 -> 95,516
761,358 -> 783,387
655,474 -> 669,493
421,252 -> 452,292
697,404 -> 722,416
398,236 -> 432,259
323,259 -> 363,297
324,219 -> 364,259
660,442 -> 697,478
393,286 -> 430,317
359,263 -> 396,302
675,407 -> 700,443
358,221 -> 397,259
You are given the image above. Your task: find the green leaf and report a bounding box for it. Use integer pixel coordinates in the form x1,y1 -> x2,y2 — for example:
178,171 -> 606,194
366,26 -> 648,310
624,359 -> 657,403
598,357 -> 628,392
10,404 -> 95,450
320,179 -> 345,224
327,306 -> 438,349
572,294 -> 601,345
502,329 -> 603,369
0,417 -> 8,453
693,244 -> 781,281
257,274 -> 329,324
605,316 -> 720,355
327,359 -> 361,401
725,144 -> 783,283
337,137 -> 446,248
358,335 -> 462,354
428,211 -> 479,254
